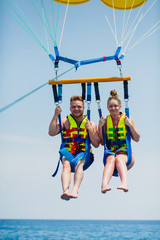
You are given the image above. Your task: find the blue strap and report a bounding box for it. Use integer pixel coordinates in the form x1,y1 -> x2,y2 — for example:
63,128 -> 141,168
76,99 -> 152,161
58,84 -> 62,102
59,147 -> 93,172
52,158 -> 61,177
63,137 -> 86,143
81,83 -> 86,101
59,147 -> 74,162
103,149 -> 119,177
52,141 -> 66,177
125,107 -> 132,166
87,83 -> 91,102
107,139 -> 126,146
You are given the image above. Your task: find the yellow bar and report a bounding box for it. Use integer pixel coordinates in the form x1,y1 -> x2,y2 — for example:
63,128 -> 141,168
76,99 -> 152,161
49,76 -> 131,85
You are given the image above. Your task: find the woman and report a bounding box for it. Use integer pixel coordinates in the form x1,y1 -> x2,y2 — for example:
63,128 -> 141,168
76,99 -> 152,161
98,90 -> 140,193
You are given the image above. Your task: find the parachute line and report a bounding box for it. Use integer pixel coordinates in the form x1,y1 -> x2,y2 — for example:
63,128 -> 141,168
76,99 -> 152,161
121,2 -> 145,46
125,20 -> 160,53
59,0 -> 69,50
0,66 -> 75,114
1,0 -> 49,54
111,0 -> 119,46
42,4 -> 50,52
123,0 -> 158,54
123,14 -> 143,54
30,0 -> 56,46
105,15 -> 119,46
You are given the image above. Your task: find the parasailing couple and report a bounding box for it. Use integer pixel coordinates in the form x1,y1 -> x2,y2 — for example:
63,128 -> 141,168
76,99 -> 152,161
48,92 -> 140,200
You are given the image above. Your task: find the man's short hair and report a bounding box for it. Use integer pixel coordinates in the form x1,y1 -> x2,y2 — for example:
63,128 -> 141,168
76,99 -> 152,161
70,96 -> 83,103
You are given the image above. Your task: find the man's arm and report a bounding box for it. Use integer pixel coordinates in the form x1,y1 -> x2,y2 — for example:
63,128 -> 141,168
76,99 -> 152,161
48,106 -> 67,136
85,119 -> 100,148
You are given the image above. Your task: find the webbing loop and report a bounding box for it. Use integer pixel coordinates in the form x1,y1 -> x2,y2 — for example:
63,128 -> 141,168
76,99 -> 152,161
81,83 -> 86,101
52,85 -> 63,141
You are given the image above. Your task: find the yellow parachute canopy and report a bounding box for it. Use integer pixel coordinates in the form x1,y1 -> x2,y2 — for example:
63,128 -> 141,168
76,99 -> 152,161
100,0 -> 147,10
53,0 -> 90,4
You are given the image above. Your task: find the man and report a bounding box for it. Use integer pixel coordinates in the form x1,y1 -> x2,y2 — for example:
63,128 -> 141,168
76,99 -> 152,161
49,96 -> 100,200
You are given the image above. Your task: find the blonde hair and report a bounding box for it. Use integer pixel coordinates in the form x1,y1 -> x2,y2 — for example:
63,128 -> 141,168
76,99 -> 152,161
107,90 -> 122,107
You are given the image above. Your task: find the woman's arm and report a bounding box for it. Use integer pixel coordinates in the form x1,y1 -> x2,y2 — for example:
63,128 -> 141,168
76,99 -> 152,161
97,117 -> 106,145
125,116 -> 140,142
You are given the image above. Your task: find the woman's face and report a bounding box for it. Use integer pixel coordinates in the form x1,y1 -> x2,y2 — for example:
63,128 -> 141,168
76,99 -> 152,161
107,99 -> 121,116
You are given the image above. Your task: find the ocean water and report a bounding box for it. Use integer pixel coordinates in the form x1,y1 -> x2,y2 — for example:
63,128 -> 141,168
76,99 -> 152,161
0,220 -> 160,240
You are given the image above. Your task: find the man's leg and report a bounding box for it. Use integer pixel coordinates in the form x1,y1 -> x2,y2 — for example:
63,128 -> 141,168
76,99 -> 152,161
69,158 -> 85,199
61,157 -> 71,200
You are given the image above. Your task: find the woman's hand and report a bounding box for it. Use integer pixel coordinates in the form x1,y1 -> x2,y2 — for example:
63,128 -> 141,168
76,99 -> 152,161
99,117 -> 106,128
125,116 -> 132,127
85,119 -> 92,130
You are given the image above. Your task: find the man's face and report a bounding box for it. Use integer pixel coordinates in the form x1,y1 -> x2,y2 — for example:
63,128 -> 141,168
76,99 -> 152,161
70,100 -> 84,118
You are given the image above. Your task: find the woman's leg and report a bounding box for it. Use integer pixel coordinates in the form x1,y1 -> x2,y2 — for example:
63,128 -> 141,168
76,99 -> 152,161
101,155 -> 116,193
115,154 -> 128,192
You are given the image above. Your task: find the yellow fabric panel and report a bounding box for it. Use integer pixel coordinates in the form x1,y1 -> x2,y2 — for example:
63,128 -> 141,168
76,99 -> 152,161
53,0 -> 90,5
100,0 -> 147,10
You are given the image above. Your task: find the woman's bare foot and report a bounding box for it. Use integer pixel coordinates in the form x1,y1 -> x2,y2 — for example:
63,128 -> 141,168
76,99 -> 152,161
101,185 -> 111,193
117,184 -> 128,192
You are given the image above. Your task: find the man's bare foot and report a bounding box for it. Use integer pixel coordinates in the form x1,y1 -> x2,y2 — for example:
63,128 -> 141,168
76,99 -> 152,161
101,185 -> 111,193
60,193 -> 70,201
117,185 -> 128,192
69,190 -> 78,199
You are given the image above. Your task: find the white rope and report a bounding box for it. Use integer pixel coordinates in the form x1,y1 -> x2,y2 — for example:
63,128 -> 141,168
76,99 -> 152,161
125,20 -> 160,53
121,0 -> 138,46
139,0 -> 158,22
120,0 -> 128,45
111,0 -> 119,47
123,13 -> 143,54
58,0 -> 69,50
123,0 -> 158,53
121,2 -> 145,46
105,15 -> 119,46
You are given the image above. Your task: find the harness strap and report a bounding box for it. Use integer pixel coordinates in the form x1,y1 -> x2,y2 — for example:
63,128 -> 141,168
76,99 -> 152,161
52,85 -> 63,177
106,139 -> 126,146
81,83 -> 86,101
94,82 -> 106,150
63,137 -> 86,143
125,107 -> 132,166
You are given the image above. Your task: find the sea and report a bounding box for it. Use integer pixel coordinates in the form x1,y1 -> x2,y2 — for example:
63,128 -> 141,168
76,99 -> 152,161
0,219 -> 160,240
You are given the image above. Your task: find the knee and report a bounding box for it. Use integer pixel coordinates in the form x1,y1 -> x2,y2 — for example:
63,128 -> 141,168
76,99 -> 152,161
106,156 -> 116,165
115,155 -> 121,164
75,159 -> 85,171
63,159 -> 71,172
115,155 -> 126,165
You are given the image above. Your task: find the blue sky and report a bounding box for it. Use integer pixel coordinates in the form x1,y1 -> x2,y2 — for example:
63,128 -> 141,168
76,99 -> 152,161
0,0 -> 160,220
